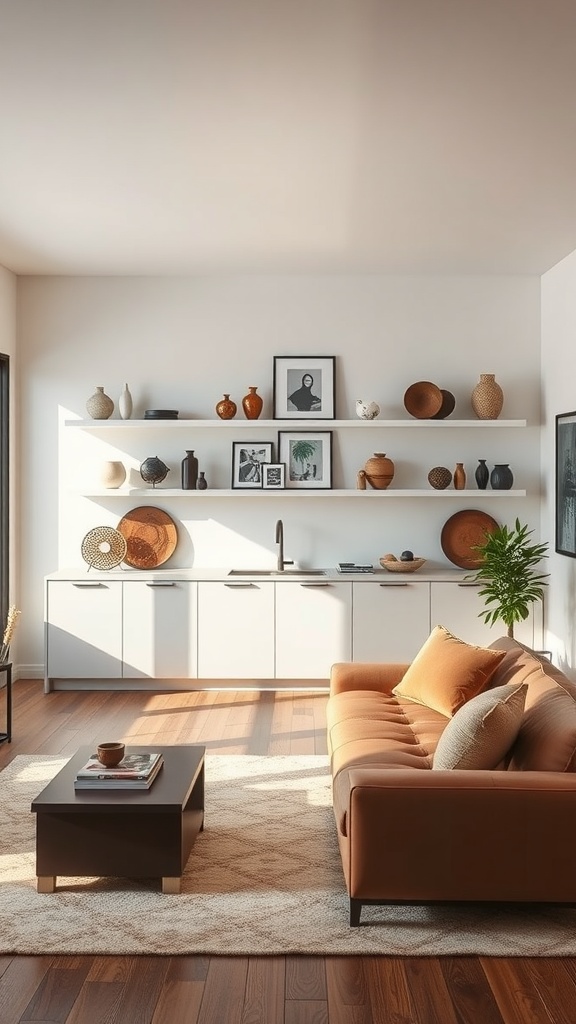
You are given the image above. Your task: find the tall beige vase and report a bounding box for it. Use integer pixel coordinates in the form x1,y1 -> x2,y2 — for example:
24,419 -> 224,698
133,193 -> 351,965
471,374 -> 504,420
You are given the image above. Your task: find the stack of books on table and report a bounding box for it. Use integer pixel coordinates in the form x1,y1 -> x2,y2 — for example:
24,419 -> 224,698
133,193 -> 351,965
74,751 -> 164,790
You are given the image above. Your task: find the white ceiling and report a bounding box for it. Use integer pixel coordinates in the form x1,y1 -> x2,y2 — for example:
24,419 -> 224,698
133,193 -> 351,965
2,0 -> 576,276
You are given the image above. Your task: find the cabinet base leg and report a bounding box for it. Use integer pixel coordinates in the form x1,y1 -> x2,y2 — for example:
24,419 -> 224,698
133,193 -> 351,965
37,875 -> 56,893
162,876 -> 181,894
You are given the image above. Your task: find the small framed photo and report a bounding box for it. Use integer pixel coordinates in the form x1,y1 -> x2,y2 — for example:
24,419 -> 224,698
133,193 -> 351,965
278,431 -> 333,489
262,463 -> 285,489
556,411 -> 576,556
273,356 -> 335,420
232,442 -> 273,489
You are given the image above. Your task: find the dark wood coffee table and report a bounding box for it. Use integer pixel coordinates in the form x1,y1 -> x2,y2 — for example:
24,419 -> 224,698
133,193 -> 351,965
31,744 -> 205,893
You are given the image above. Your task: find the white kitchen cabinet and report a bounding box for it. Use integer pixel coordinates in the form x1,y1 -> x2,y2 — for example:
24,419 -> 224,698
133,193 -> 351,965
352,580 -> 431,662
45,580 -> 123,686
275,581 -> 352,679
122,580 -> 198,678
430,581 -> 543,649
197,581 -> 275,678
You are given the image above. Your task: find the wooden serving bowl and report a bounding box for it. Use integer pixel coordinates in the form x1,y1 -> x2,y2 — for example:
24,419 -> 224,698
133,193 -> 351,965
403,381 -> 443,419
379,557 -> 426,573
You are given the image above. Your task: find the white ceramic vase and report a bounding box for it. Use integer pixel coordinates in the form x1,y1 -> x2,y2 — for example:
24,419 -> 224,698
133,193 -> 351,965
99,461 -> 126,488
119,383 -> 133,420
356,399 -> 380,420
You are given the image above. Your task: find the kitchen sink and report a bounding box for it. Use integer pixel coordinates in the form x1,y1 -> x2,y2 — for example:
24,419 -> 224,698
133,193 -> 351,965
227,569 -> 327,577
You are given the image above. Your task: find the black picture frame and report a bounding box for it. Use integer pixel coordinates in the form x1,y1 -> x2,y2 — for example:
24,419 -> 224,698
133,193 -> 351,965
262,463 -> 285,489
273,356 -> 335,420
278,430 -> 333,489
556,411 -> 576,557
231,442 -> 273,489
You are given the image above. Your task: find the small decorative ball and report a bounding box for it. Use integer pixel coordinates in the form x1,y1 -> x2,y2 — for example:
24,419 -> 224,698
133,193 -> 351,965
428,466 -> 452,490
400,550 -> 414,561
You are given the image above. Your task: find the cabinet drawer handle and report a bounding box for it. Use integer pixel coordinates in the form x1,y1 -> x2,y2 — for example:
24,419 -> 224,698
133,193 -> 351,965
378,582 -> 408,587
299,582 -> 330,588
145,582 -> 176,587
72,582 -> 105,588
457,582 -> 478,587
224,583 -> 257,589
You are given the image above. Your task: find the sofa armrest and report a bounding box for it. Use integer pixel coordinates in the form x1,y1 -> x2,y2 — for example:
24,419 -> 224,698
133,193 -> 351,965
330,662 -> 410,696
338,767 -> 576,903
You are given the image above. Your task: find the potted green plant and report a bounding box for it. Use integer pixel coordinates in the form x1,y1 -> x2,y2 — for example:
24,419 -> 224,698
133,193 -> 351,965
467,519 -> 549,638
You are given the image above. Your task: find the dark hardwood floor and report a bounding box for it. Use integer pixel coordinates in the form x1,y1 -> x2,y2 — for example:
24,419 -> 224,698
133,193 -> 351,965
1,679 -> 575,1024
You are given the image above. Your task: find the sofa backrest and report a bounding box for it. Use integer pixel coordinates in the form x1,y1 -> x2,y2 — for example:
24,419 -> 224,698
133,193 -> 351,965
488,638 -> 576,772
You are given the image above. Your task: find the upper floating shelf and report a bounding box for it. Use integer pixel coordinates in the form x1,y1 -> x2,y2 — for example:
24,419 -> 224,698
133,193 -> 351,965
65,418 -> 528,430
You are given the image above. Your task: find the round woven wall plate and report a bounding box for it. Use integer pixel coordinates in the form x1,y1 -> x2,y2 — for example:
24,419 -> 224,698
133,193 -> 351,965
81,526 -> 127,570
118,506 -> 178,569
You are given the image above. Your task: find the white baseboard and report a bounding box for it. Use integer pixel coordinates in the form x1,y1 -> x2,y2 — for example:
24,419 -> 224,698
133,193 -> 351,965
13,664 -> 44,681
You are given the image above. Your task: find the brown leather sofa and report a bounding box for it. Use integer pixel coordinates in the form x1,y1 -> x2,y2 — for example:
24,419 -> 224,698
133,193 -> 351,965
327,633 -> 576,925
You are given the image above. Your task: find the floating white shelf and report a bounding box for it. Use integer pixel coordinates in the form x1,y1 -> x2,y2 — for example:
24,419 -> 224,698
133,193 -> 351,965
76,487 -> 527,498
65,418 -> 528,430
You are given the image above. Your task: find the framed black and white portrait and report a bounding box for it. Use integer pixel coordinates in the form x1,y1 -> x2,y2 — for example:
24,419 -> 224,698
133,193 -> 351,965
278,431 -> 333,489
232,442 -> 273,489
273,356 -> 335,420
556,411 -> 576,556
262,463 -> 285,489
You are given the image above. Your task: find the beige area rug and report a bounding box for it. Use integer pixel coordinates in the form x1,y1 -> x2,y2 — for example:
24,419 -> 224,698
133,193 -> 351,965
2,753 -> 576,956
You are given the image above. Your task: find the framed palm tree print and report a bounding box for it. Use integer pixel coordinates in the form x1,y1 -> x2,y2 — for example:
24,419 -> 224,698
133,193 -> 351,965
278,431 -> 333,489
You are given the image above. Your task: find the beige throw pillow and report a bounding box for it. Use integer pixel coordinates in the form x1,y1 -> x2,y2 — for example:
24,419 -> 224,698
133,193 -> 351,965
432,682 -> 528,770
392,625 -> 507,718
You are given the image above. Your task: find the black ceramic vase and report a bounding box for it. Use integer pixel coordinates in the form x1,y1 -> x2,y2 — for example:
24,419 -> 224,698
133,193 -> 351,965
475,459 -> 489,490
197,471 -> 208,490
181,450 -> 199,490
490,463 -> 514,490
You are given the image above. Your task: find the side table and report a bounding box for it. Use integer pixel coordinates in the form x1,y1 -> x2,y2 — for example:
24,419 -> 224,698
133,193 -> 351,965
0,661 -> 12,743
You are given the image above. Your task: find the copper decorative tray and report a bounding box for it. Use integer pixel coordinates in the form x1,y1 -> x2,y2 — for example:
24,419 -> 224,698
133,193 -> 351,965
117,507 -> 178,569
440,509 -> 499,569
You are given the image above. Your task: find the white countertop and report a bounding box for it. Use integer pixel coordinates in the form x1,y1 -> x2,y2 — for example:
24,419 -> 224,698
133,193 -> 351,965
46,566 -> 476,582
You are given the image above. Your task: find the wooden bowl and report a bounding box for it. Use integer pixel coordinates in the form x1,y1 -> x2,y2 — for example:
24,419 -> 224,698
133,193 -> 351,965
403,381 -> 443,419
379,557 -> 426,573
97,742 -> 126,767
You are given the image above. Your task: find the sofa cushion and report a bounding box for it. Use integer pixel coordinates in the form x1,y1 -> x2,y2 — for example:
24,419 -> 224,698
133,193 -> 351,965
488,638 -> 576,772
432,681 -> 527,770
392,625 -> 506,718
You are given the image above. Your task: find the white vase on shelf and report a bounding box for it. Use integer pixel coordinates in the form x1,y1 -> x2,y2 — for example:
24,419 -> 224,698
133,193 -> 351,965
119,383 -> 133,420
99,461 -> 126,488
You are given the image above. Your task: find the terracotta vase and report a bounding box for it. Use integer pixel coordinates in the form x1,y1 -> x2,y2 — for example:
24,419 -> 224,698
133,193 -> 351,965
471,373 -> 504,420
86,386 -> 114,420
216,394 -> 237,420
242,387 -> 263,420
364,453 -> 394,490
453,463 -> 466,489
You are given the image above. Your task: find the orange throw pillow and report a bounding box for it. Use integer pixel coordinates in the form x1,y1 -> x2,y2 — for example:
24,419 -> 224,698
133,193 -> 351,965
392,625 -> 507,718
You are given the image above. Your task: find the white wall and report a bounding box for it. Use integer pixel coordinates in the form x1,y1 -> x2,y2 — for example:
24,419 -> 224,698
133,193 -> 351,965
17,273 -> 541,671
0,265 -> 18,641
542,251 -> 576,677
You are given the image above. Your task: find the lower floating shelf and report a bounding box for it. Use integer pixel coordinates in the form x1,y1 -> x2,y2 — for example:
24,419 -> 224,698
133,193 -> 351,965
76,488 -> 528,498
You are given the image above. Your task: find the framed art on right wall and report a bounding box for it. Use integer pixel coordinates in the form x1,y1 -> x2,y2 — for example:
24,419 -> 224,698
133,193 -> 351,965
556,411 -> 576,557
